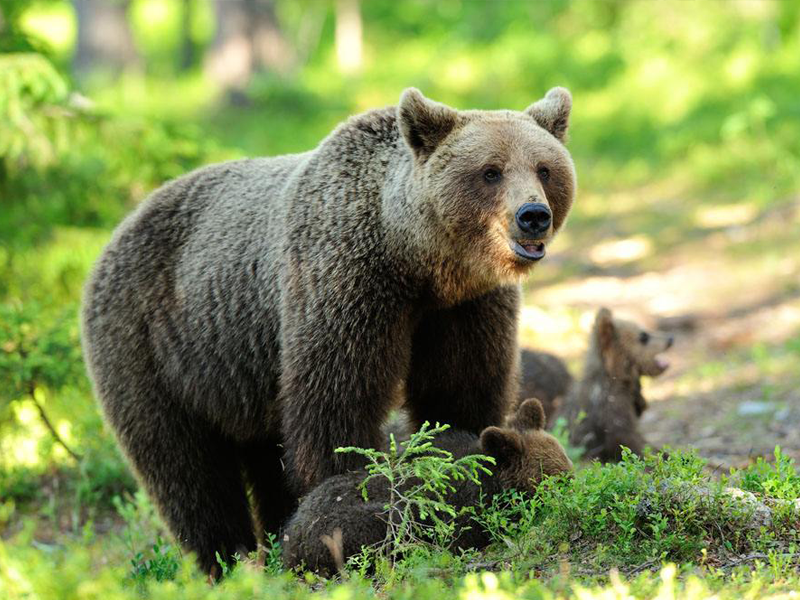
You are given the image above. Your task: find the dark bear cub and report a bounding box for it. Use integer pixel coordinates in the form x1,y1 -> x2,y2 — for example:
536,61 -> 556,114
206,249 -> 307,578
518,348 -> 574,426
282,399 -> 572,574
560,308 -> 673,462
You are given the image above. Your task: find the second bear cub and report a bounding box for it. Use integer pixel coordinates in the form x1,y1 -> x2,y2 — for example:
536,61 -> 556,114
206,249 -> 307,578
283,399 -> 572,574
560,308 -> 673,462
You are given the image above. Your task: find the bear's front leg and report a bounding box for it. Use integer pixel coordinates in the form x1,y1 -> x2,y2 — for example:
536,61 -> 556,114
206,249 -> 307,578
405,285 -> 520,433
278,295 -> 414,494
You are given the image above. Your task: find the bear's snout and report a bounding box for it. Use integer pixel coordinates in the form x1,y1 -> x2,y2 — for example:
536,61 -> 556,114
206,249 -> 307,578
515,203 -> 552,238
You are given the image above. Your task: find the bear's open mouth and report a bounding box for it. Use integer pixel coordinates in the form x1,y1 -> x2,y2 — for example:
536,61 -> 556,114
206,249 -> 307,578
513,241 -> 546,262
655,356 -> 670,372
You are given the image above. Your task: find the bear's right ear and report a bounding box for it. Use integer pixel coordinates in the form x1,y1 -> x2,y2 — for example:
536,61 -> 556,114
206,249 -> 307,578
525,87 -> 572,143
398,88 -> 459,161
480,427 -> 522,466
510,398 -> 546,431
594,307 -> 617,357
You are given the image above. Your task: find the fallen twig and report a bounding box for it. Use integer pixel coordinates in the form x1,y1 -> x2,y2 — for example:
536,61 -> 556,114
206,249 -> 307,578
28,382 -> 82,463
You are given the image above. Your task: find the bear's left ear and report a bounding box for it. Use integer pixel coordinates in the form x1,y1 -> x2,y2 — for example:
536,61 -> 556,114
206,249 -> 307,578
480,427 -> 522,466
510,398 -> 546,431
398,88 -> 459,161
525,87 -> 572,143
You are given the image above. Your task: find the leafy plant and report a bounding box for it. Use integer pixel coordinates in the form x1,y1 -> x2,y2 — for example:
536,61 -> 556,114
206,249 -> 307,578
733,447 -> 800,502
0,300 -> 85,462
336,422 -> 494,564
128,537 -> 181,586
470,488 -> 541,554
549,415 -> 586,464
262,531 -> 283,576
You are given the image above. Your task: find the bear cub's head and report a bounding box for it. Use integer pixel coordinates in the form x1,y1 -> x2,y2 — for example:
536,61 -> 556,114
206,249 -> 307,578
593,307 -> 674,379
397,88 -> 577,299
481,398 -> 573,493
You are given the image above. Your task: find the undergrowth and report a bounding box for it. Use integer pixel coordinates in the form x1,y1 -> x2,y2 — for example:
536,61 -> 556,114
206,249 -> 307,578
336,422 -> 494,565
2,444 -> 800,599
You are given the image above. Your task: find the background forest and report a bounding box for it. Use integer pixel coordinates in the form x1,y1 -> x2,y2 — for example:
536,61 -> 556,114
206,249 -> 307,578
1,1 -> 800,598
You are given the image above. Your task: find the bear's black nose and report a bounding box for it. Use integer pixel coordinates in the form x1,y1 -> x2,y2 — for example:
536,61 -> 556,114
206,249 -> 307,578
515,203 -> 552,237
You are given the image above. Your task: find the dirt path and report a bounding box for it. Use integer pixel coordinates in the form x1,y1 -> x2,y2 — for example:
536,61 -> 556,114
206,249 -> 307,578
520,197 -> 800,469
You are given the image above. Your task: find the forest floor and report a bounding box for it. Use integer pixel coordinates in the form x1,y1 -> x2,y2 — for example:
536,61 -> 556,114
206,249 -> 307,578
521,192 -> 800,471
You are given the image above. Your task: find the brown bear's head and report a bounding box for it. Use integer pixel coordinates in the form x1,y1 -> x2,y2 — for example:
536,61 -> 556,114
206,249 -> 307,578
592,307 -> 674,379
397,88 -> 577,302
479,398 -> 573,493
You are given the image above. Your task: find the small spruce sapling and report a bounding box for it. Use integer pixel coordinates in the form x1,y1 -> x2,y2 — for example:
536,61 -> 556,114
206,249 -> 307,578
336,422 -> 494,562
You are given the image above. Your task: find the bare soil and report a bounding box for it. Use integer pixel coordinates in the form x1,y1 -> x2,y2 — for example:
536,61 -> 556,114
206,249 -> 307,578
521,196 -> 800,470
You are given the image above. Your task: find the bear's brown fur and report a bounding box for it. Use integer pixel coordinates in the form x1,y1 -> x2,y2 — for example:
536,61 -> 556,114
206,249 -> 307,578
282,399 -> 572,574
559,308 -> 673,462
81,88 -> 577,574
518,348 -> 573,425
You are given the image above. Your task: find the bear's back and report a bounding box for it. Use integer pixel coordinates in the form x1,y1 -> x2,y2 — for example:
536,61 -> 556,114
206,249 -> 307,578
82,155 -> 308,436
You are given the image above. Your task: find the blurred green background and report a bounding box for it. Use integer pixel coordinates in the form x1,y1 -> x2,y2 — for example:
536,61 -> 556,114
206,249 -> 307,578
1,0 -> 800,590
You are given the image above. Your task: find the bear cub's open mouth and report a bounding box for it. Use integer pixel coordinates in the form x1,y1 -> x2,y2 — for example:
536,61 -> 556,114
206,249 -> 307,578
654,356 -> 670,373
513,240 -> 546,261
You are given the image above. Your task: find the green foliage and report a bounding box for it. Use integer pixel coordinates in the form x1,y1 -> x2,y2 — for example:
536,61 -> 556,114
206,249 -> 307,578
128,537 -> 182,587
262,531 -> 284,576
0,52 -> 69,171
0,301 -> 83,403
336,422 -> 494,563
505,449 -> 759,566
470,488 -> 540,555
732,447 -> 800,502
0,51 -> 221,249
0,0 -> 49,53
548,416 -> 585,465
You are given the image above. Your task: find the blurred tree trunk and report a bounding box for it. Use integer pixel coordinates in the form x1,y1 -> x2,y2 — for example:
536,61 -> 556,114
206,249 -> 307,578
205,0 -> 294,90
335,0 -> 362,74
72,0 -> 138,77
179,0 -> 196,71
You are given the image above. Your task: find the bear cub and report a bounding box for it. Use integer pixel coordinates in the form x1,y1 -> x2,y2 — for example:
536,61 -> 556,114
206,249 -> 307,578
559,308 -> 673,462
517,348 -> 574,426
282,399 -> 572,574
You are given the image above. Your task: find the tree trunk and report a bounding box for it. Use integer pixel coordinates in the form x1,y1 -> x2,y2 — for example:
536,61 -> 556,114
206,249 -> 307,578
72,0 -> 138,77
179,0 -> 196,71
205,0 -> 293,90
249,0 -> 294,73
335,0 -> 362,74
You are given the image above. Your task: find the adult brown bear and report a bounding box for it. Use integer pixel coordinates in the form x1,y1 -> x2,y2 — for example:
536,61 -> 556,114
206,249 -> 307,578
81,88 -> 577,574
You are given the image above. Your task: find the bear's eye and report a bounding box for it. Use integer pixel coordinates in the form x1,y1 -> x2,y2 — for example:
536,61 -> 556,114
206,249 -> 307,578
483,168 -> 502,183
537,166 -> 550,182
639,331 -> 650,345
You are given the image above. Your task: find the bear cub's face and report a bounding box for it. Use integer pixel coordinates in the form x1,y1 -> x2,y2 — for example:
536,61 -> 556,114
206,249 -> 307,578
594,308 -> 674,378
398,88 -> 577,292
480,398 -> 573,493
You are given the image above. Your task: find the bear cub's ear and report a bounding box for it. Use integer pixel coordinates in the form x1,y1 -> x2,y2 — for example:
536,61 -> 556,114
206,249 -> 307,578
525,87 -> 572,143
594,307 -> 616,351
510,398 -> 546,431
480,426 -> 522,466
398,88 -> 459,161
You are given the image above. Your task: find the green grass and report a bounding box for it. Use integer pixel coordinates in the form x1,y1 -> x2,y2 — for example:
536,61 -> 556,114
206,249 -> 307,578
2,448 -> 800,599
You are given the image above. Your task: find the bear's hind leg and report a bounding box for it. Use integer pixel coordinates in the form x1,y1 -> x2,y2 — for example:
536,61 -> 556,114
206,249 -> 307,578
239,437 -> 297,547
111,395 -> 257,577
